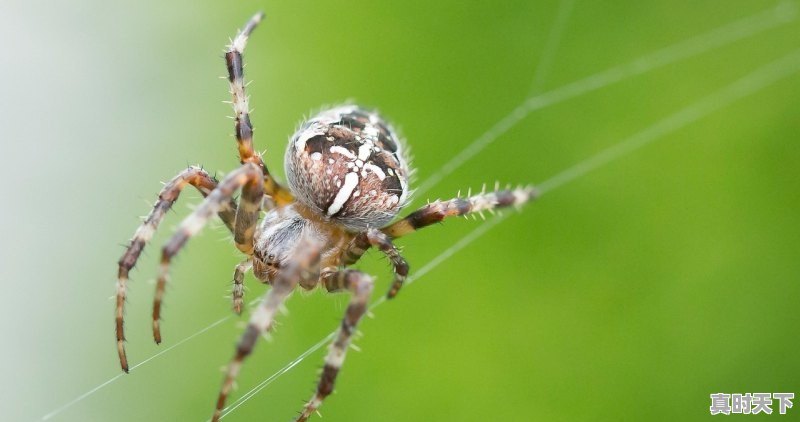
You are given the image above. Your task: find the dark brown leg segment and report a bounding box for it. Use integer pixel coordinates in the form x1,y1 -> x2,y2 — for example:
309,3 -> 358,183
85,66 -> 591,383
116,166 -> 236,372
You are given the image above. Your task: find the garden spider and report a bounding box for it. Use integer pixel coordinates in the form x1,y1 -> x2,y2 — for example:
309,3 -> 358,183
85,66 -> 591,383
115,11 -> 538,422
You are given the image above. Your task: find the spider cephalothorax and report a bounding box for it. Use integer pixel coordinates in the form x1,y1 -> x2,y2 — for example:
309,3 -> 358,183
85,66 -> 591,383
114,12 -> 537,422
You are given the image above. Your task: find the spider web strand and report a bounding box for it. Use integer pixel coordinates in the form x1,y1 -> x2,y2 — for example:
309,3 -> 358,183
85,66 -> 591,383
41,315 -> 233,421
537,47 -> 800,195
215,332 -> 337,421
415,0 -> 797,197
530,0 -> 576,94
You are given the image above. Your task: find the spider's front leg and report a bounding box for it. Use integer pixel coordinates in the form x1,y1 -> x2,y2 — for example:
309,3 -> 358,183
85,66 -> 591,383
152,163 -> 263,344
213,243 -> 321,422
225,11 -> 293,206
297,269 -> 375,422
116,166 -> 236,372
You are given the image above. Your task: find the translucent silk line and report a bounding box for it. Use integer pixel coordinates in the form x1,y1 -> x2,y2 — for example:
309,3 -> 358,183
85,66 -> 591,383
537,48 -> 800,195
215,332 -> 337,421
41,315 -> 232,421
40,374 -> 125,421
529,0 -> 576,94
415,1 -> 797,197
218,47 -> 800,420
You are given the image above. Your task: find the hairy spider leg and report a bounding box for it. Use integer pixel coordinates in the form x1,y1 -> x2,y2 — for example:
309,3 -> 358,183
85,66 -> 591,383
337,186 -> 539,300
231,259 -> 253,315
116,166 -> 236,372
297,269 -> 375,422
153,163 -> 264,344
382,186 -> 539,239
225,11 -> 294,206
366,228 -> 409,298
233,168 -> 263,255
213,243 -> 322,422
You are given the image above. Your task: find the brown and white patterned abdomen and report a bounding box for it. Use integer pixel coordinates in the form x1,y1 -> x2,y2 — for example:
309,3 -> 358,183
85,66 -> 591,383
285,106 -> 410,231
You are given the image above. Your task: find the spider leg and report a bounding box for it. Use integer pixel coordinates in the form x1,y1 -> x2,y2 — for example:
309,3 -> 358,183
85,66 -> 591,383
339,229 -> 409,297
226,11 -> 294,206
340,234 -> 370,267
231,259 -> 253,315
382,185 -> 539,238
297,269 -> 375,422
226,158 -> 267,314
152,163 -> 263,345
233,164 -> 263,256
116,166 -> 236,372
365,228 -> 409,298
212,243 -> 321,422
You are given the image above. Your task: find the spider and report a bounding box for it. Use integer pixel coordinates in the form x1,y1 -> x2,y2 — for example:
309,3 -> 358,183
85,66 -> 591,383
115,11 -> 538,422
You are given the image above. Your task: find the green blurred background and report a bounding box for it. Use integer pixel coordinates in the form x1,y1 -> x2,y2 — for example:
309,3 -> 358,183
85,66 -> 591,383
1,1 -> 798,421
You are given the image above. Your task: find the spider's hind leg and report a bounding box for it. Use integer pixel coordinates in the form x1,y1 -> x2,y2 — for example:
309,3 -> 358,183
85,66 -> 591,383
297,269 -> 375,422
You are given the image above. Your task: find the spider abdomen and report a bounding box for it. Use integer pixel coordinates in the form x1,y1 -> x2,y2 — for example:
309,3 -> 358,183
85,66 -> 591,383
285,106 -> 410,231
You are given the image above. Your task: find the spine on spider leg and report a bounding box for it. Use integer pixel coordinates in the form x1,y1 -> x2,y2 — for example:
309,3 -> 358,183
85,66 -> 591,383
465,185 -> 539,215
383,185 -> 539,238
